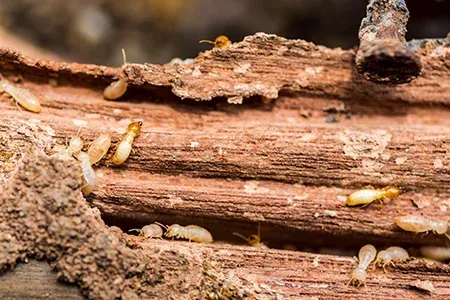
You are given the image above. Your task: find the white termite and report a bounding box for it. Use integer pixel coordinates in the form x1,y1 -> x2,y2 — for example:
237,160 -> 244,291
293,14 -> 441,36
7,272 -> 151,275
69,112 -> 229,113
129,223 -> 163,239
0,73 -> 42,113
375,246 -> 410,270
349,244 -> 377,286
112,121 -> 141,165
103,49 -> 128,100
395,215 -> 450,239
76,151 -> 96,195
157,222 -> 213,243
419,246 -> 450,262
87,132 -> 111,164
65,128 -> 84,157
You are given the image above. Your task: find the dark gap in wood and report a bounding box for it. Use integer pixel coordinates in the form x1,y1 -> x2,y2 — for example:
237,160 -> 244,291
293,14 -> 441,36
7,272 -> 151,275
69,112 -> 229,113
99,210 -> 449,258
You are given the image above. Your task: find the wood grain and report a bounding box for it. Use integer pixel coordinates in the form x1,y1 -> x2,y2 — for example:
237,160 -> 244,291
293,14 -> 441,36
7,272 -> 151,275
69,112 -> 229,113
0,260 -> 83,300
1,33 -> 450,299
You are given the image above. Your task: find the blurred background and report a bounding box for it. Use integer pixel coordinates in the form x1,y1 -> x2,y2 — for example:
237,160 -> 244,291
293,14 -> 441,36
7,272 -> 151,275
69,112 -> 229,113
0,0 -> 448,65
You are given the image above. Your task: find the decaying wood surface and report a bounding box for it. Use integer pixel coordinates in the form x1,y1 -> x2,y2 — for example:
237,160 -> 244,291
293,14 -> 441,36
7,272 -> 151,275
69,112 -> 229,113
1,32 -> 450,299
356,0 -> 422,84
0,260 -> 83,300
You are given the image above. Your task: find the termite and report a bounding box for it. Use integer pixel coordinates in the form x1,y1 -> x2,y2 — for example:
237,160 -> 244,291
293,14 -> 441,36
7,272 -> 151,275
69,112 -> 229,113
419,246 -> 450,262
157,222 -> 213,243
66,136 -> 84,156
0,73 -> 42,113
75,151 -> 96,195
112,121 -> 142,165
87,132 -> 112,164
103,49 -> 128,100
199,35 -> 232,49
375,246 -> 410,271
346,186 -> 401,207
349,244 -> 377,287
129,223 -> 163,239
233,224 -> 269,249
395,215 -> 450,239
63,127 -> 84,157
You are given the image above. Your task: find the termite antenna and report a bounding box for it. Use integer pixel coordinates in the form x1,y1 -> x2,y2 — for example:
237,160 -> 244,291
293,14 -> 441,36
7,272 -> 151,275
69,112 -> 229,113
128,228 -> 141,233
121,48 -> 127,66
346,278 -> 353,286
445,232 -> 450,240
154,221 -> 168,230
199,40 -> 214,44
233,232 -> 249,242
75,126 -> 83,138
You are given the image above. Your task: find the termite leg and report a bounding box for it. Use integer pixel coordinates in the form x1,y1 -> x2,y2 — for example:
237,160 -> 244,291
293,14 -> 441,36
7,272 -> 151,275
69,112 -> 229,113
13,99 -> 24,115
420,231 -> 429,238
377,198 -> 385,210
361,201 -> 374,209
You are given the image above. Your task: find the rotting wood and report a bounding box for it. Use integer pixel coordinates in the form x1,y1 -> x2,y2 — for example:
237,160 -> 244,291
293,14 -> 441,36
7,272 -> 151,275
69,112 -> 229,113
0,32 -> 449,105
356,0 -> 422,84
0,155 -> 279,300
2,115 -> 450,190
4,242 -> 450,300
2,112 -> 450,249
0,260 -> 84,300
1,153 -> 450,300
0,34 -> 450,299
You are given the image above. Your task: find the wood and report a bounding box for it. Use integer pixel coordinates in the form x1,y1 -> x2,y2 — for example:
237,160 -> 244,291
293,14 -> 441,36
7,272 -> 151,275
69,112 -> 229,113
1,33 -> 450,299
3,244 -> 450,300
0,260 -> 83,300
356,0 -> 422,84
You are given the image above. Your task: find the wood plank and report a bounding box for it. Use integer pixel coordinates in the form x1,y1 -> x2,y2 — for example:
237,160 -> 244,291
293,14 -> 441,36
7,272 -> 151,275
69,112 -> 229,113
0,260 -> 83,300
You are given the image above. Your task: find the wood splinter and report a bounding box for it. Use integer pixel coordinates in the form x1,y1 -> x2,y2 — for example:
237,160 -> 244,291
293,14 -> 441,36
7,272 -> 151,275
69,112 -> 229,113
356,0 -> 422,84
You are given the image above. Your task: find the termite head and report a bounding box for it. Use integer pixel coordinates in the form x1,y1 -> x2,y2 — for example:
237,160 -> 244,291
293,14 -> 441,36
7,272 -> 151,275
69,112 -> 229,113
233,232 -> 261,247
375,250 -> 391,266
247,234 -> 262,247
66,129 -> 84,156
127,121 -> 142,136
433,221 -> 448,235
200,35 -> 231,48
69,136 -> 83,149
382,186 -> 401,199
351,267 -> 367,286
140,224 -> 163,239
164,224 -> 182,238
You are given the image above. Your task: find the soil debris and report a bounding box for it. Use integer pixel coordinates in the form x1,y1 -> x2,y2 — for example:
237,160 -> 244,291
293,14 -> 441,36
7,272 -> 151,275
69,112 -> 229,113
0,154 -> 278,299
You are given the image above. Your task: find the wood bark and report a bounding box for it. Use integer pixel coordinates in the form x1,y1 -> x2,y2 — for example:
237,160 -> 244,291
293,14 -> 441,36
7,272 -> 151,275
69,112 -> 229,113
1,33 -> 450,299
